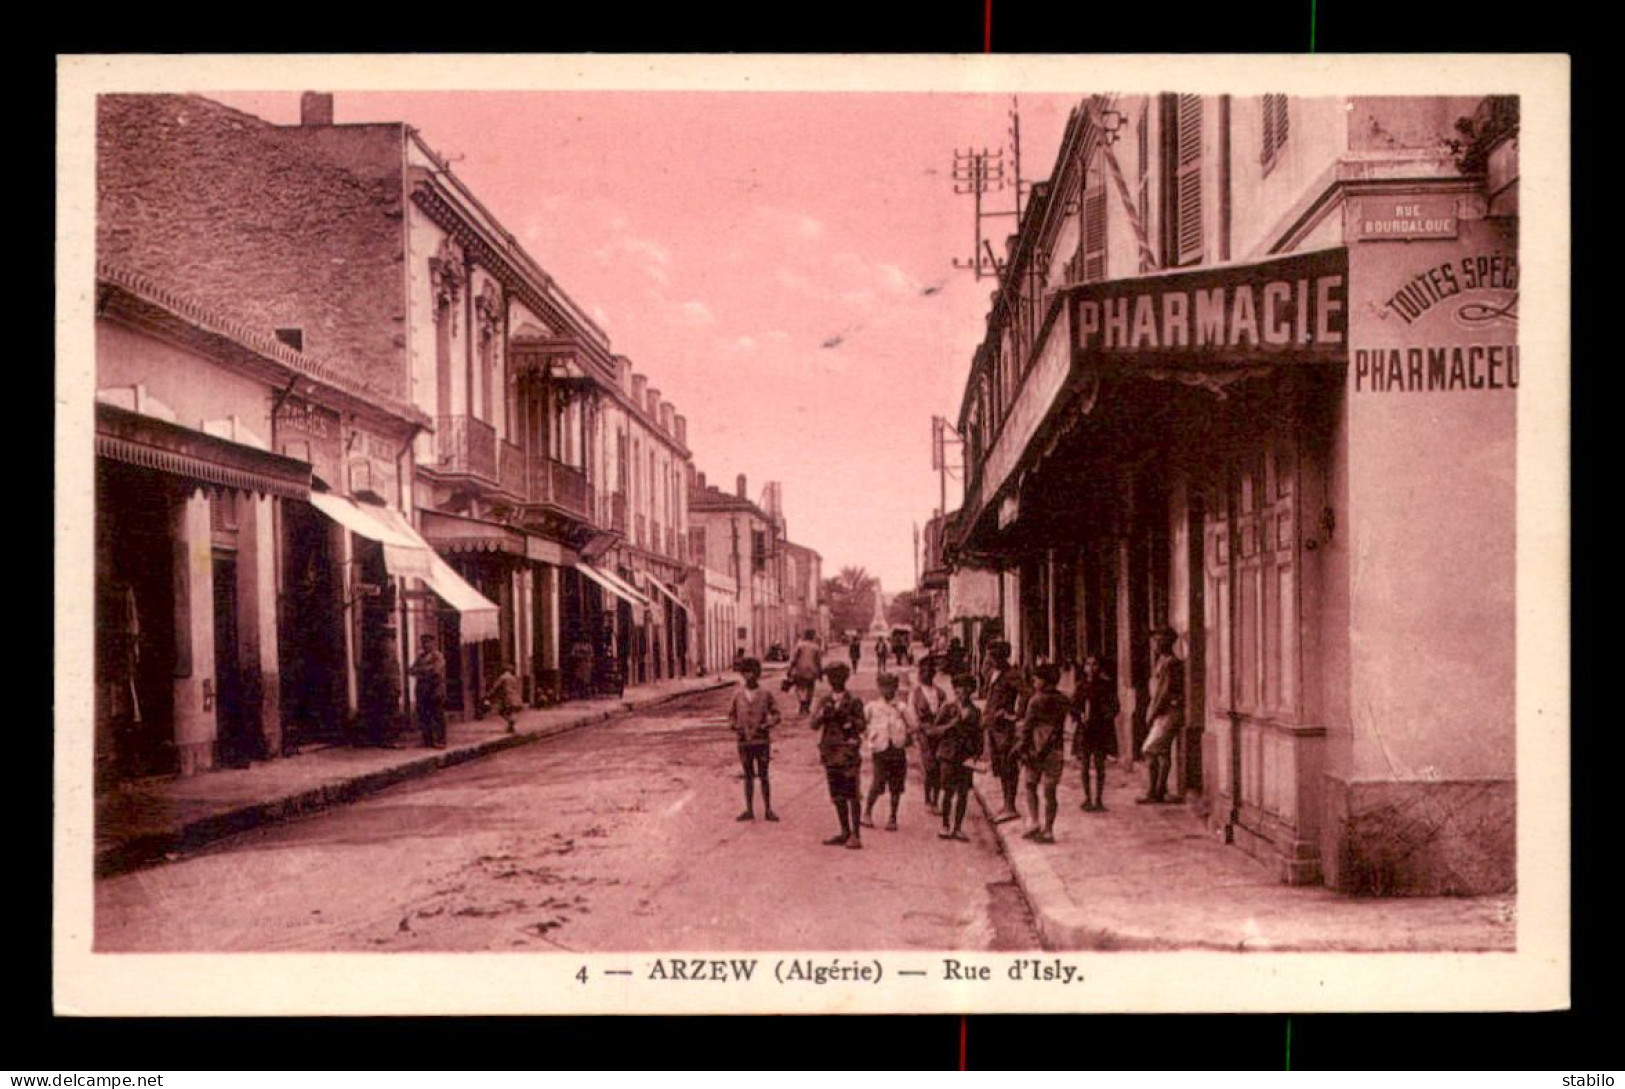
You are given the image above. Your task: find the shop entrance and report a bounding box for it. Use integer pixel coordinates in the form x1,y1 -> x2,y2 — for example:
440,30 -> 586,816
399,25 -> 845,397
211,550 -> 253,766
279,501 -> 345,746
95,462 -> 179,783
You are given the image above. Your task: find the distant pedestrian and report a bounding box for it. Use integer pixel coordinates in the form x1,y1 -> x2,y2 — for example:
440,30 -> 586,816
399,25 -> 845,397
1018,662 -> 1067,844
981,641 -> 1027,824
1071,655 -> 1119,811
728,657 -> 781,822
483,661 -> 523,733
410,633 -> 448,749
910,656 -> 947,812
810,660 -> 866,849
875,636 -> 890,673
862,671 -> 912,831
1137,629 -> 1185,805
936,673 -> 984,841
788,629 -> 823,715
848,635 -> 862,673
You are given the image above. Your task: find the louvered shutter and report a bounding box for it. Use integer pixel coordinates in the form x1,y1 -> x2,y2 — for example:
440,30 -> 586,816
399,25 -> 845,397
1083,153 -> 1108,282
1175,94 -> 1204,266
1261,94 -> 1290,166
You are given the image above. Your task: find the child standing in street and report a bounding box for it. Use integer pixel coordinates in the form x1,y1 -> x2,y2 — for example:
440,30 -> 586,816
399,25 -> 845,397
910,656 -> 947,812
862,671 -> 913,831
810,660 -> 866,849
728,658 -> 781,822
1070,654 -> 1120,811
936,673 -> 984,841
482,662 -> 524,733
1018,662 -> 1068,844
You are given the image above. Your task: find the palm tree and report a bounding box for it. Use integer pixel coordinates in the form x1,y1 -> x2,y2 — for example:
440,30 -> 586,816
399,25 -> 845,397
823,566 -> 880,637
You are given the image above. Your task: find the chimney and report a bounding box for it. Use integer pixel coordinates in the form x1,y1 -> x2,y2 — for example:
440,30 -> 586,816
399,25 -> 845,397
660,403 -> 675,435
736,474 -> 748,499
697,471 -> 707,491
674,413 -> 687,447
301,92 -> 335,127
631,372 -> 648,407
647,387 -> 661,419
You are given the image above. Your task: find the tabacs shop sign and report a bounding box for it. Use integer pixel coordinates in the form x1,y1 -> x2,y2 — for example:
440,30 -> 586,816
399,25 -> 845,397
1070,248 -> 1348,368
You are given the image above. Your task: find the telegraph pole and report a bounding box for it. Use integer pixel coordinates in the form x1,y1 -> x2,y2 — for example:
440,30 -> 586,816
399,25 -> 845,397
950,96 -> 1029,281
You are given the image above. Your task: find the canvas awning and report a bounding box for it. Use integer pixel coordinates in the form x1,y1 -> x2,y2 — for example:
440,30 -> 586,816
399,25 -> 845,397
576,562 -> 650,613
371,507 -> 501,644
308,491 -> 433,580
644,574 -> 693,619
948,566 -> 1002,621
309,493 -> 500,644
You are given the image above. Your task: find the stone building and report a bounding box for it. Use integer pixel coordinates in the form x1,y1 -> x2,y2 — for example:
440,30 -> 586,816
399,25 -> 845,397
688,473 -> 786,660
96,90 -> 696,729
947,93 -> 1519,894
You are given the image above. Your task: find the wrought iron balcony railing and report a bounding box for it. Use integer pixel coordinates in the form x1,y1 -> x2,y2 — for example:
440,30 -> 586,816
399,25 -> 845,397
436,414 -> 498,482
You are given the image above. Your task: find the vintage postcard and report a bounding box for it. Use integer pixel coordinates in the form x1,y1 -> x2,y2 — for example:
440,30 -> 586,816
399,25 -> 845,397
55,53 -> 1569,1015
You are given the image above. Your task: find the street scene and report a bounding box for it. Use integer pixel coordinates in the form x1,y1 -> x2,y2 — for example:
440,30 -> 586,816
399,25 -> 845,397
76,72 -> 1532,969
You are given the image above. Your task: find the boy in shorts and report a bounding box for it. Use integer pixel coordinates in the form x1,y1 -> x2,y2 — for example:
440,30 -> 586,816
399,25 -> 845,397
1018,662 -> 1068,844
862,671 -> 912,831
728,657 -> 781,822
810,660 -> 866,849
936,673 -> 984,841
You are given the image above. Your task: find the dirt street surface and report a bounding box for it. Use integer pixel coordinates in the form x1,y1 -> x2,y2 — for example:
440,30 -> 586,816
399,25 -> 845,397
96,668 -> 1039,952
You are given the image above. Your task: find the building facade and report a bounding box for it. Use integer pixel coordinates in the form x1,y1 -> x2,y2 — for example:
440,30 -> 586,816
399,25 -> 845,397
948,94 -> 1518,895
688,473 -> 786,660
97,91 -> 698,753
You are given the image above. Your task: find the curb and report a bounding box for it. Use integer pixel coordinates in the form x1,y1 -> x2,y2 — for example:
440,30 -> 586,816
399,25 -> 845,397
973,776 -> 1222,952
95,678 -> 732,879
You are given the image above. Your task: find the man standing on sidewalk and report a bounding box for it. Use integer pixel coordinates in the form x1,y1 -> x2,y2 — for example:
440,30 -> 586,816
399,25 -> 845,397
410,633 -> 448,749
1018,662 -> 1068,843
1137,628 -> 1185,805
982,641 -> 1026,824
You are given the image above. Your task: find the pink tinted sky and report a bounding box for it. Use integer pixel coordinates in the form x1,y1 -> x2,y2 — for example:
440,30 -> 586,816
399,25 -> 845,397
214,91 -> 1079,594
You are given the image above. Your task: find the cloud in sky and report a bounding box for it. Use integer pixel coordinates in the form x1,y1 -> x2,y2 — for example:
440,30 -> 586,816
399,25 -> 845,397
680,300 -> 716,326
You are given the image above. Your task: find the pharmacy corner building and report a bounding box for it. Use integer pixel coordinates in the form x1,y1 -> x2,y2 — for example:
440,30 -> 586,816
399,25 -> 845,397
946,94 -> 1521,896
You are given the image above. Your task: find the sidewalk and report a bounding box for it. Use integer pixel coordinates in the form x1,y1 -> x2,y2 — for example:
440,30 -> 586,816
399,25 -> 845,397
95,672 -> 735,878
973,761 -> 1516,952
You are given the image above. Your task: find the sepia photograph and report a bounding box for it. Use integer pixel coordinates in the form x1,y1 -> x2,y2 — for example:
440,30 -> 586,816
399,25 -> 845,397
54,54 -> 1569,1016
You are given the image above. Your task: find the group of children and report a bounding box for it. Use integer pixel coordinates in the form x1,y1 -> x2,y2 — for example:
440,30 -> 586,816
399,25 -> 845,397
726,636 -> 1157,850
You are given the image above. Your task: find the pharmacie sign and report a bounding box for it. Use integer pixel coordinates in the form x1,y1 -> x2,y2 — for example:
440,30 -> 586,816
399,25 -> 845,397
1070,248 -> 1348,368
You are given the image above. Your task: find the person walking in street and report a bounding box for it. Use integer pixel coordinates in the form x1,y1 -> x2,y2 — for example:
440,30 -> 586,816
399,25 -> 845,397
410,633 -> 448,749
861,671 -> 913,831
811,660 -> 866,849
875,635 -> 890,674
981,641 -> 1027,824
936,673 -> 984,841
1137,628 -> 1186,805
482,661 -> 523,733
1071,654 -> 1119,811
788,629 -> 823,715
847,634 -> 862,674
910,656 -> 947,812
728,657 -> 781,822
1018,662 -> 1068,844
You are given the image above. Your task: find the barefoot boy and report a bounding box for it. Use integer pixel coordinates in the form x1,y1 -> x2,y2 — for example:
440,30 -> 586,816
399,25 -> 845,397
862,671 -> 912,831
936,673 -> 984,841
810,660 -> 866,849
728,657 -> 781,822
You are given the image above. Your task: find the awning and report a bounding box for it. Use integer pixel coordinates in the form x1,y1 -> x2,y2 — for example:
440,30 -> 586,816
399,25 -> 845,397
308,491 -> 433,580
308,494 -> 501,644
644,574 -> 693,619
96,401 -> 311,500
371,507 -> 502,644
576,562 -> 650,611
949,566 -> 1002,621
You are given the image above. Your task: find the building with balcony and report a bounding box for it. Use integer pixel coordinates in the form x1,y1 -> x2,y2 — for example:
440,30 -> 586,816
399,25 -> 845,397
947,94 -> 1518,895
588,358 -> 695,686
95,91 -> 690,727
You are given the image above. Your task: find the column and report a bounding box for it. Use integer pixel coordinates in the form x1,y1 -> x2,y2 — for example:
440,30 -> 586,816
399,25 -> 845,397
171,489 -> 216,776
236,493 -> 282,757
334,519 -> 358,719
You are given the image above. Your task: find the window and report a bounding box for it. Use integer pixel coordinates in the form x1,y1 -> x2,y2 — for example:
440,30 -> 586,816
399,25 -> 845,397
1260,94 -> 1290,171
752,529 -> 767,573
1165,93 -> 1204,267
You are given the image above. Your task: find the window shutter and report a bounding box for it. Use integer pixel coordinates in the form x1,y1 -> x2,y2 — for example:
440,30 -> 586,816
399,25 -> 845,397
1083,184 -> 1107,282
1175,94 -> 1204,266
1261,94 -> 1289,166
